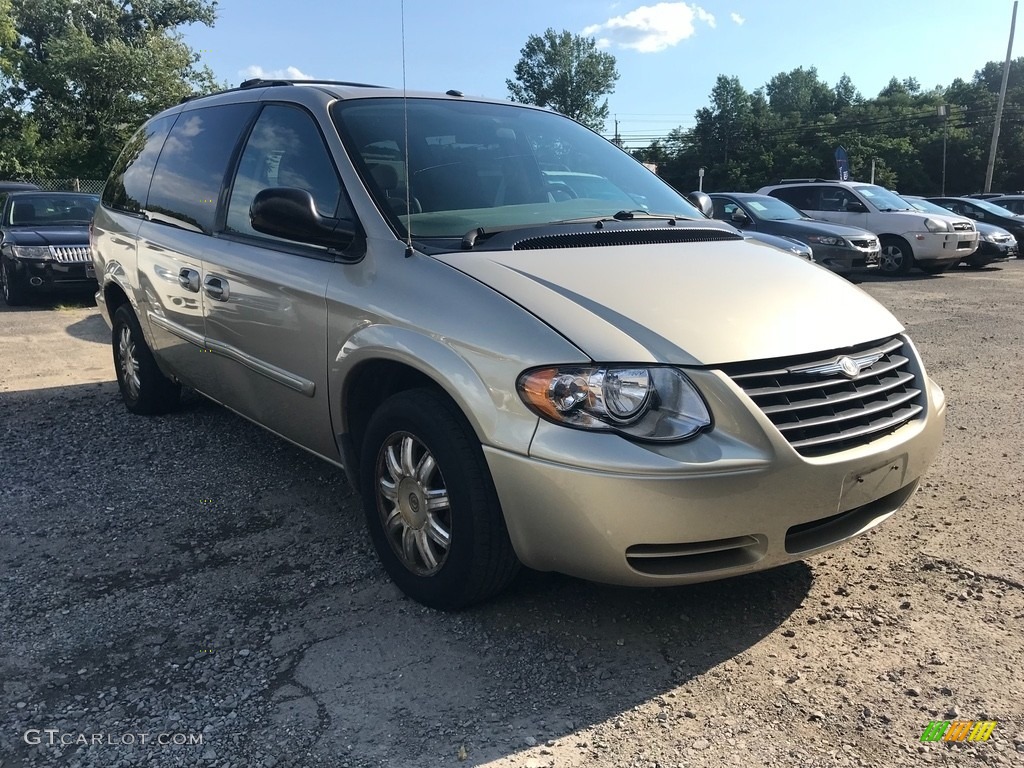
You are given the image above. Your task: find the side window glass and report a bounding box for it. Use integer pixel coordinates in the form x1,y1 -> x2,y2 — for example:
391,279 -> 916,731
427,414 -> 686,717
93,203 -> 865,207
226,104 -> 343,240
773,187 -> 816,211
146,104 -> 256,233
102,115 -> 175,214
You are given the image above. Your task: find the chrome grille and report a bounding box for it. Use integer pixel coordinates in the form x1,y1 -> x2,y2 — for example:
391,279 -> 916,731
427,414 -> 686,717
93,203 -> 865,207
49,245 -> 91,263
849,238 -> 878,249
952,222 -> 974,232
722,337 -> 924,456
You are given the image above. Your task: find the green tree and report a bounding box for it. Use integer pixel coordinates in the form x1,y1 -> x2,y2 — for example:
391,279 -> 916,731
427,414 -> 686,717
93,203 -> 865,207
765,66 -> 834,122
4,0 -> 222,178
506,29 -> 619,132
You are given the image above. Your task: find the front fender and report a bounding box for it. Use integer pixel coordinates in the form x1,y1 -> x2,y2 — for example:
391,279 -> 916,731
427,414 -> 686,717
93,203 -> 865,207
330,323 -> 542,457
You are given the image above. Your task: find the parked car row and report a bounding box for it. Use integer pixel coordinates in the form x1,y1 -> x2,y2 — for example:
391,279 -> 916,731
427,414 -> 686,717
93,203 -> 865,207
690,178 -> 1022,277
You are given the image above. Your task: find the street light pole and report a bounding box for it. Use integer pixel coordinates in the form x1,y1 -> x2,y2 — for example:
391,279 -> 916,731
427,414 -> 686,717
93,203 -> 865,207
698,166 -> 705,192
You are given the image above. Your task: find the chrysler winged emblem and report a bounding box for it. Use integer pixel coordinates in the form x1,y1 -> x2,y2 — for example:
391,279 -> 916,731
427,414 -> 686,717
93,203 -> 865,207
790,351 -> 883,379
837,356 -> 860,378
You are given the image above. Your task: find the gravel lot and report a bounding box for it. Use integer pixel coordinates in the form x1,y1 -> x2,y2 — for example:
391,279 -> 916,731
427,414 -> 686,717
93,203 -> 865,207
2,263 -> 1023,768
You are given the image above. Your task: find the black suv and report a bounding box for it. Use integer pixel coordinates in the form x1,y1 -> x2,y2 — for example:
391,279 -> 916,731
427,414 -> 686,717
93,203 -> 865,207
0,191 -> 99,305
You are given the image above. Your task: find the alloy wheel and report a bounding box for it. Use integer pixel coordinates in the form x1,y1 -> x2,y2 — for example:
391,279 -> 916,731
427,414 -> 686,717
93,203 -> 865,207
880,245 -> 905,273
118,324 -> 141,400
375,431 -> 452,576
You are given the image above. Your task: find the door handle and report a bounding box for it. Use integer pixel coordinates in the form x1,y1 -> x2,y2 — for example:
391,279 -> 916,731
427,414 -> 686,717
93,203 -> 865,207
177,267 -> 200,292
203,274 -> 230,301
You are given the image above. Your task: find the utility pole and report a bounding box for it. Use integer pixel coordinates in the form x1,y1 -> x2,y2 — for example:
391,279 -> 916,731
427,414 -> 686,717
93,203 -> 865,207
984,0 -> 1018,193
938,105 -> 948,195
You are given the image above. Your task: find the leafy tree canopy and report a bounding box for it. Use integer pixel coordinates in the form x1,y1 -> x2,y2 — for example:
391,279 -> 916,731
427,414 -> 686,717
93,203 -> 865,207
506,28 -> 619,132
1,0 -> 221,178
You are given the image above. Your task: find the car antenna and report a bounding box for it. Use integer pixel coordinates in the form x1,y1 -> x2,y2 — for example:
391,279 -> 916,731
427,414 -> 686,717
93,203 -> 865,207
401,0 -> 414,257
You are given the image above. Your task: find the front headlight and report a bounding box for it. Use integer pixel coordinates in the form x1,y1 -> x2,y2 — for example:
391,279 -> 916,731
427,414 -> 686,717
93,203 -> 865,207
923,218 -> 951,233
11,245 -> 51,260
517,365 -> 712,442
806,235 -> 844,246
984,232 -> 1000,243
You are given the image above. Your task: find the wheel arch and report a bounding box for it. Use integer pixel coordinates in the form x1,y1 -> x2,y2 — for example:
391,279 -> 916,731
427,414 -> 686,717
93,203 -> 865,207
331,325 -> 536,483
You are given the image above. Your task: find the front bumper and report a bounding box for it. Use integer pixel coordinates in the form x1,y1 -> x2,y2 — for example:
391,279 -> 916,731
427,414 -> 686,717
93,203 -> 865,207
906,230 -> 978,262
966,239 -> 1016,266
814,244 -> 880,274
487,366 -> 945,587
4,257 -> 97,293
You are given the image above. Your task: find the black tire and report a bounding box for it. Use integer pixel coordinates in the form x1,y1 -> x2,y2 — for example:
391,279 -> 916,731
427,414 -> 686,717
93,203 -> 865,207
878,236 -> 914,276
918,262 -> 952,275
1,261 -> 26,306
359,388 -> 520,609
111,304 -> 180,415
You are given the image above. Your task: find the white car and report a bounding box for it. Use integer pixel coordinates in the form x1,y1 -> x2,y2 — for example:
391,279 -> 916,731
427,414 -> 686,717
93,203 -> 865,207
757,180 -> 978,275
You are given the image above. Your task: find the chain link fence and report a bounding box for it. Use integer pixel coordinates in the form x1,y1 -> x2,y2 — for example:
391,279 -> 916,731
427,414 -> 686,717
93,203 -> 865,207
15,178 -> 106,194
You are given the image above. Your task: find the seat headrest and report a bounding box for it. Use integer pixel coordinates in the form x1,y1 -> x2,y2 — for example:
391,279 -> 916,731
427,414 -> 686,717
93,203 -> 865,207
369,163 -> 399,191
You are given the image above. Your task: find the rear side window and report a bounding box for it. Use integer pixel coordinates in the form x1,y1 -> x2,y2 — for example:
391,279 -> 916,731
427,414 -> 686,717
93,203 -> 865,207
102,115 -> 175,214
770,186 -> 821,211
226,104 -> 344,240
146,103 -> 256,233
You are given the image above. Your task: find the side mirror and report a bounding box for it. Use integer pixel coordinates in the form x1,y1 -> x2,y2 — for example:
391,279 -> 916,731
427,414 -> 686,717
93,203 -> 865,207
731,209 -> 749,224
845,200 -> 868,213
686,190 -> 713,218
250,187 -> 356,249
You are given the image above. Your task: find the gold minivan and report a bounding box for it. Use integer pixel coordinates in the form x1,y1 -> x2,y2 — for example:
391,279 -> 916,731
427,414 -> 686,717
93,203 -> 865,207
92,79 -> 945,608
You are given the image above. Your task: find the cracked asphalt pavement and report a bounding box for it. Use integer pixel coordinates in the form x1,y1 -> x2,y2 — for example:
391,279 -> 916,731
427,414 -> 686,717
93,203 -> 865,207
1,262 -> 1023,768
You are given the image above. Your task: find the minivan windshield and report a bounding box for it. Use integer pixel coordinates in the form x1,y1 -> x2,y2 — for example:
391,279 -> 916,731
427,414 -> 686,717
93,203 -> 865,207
332,98 -> 704,240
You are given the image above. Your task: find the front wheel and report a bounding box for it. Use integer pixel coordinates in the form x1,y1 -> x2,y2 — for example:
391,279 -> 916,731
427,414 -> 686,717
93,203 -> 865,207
1,261 -> 26,306
878,236 -> 914,276
360,388 -> 519,609
111,305 -> 181,415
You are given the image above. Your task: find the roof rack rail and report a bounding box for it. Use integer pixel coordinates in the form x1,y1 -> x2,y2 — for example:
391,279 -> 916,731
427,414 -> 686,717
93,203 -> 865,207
179,78 -> 389,105
777,178 -> 836,184
238,78 -> 387,90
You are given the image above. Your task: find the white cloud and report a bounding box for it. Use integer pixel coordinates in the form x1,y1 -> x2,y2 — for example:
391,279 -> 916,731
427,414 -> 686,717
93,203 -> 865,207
582,2 -> 716,53
730,12 -> 745,25
239,65 -> 313,81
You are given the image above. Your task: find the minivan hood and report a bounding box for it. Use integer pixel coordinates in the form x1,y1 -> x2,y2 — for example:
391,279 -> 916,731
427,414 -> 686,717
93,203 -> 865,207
436,239 -> 904,366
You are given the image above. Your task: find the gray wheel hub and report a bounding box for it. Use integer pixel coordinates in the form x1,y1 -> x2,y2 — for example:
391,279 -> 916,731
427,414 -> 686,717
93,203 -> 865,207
118,324 -> 141,400
880,245 -> 905,271
376,432 -> 452,576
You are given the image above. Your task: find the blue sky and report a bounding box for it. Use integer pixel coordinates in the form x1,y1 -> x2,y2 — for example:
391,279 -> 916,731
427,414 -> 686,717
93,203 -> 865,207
182,1 -> 1021,147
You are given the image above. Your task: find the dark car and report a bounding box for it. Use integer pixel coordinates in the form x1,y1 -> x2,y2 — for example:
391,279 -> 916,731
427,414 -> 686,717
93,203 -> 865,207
969,221 -> 1018,265
744,231 -> 815,261
0,191 -> 99,305
0,181 -> 41,193
988,195 -> 1024,216
904,196 -> 1014,267
925,196 -> 1024,244
708,192 -> 880,274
